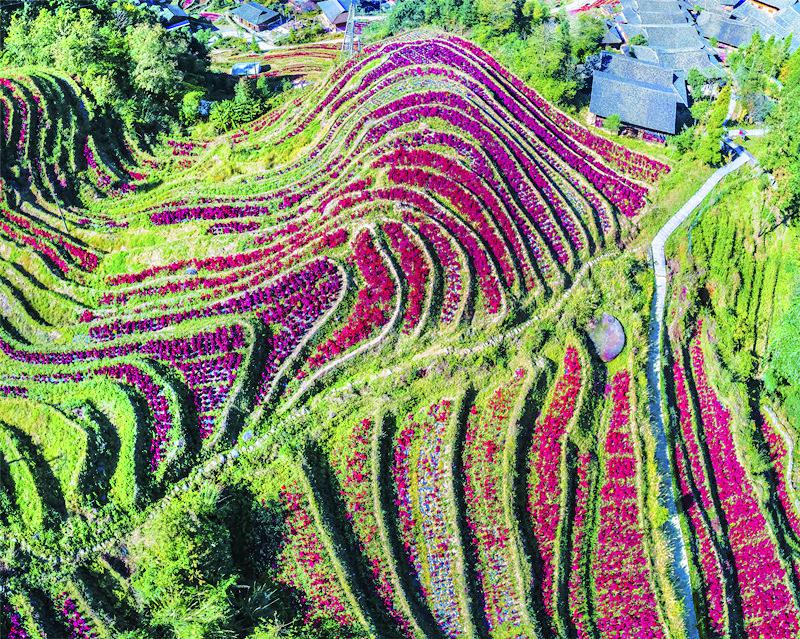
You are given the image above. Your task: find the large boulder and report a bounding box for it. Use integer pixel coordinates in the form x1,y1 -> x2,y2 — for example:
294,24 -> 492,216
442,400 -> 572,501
587,313 -> 626,362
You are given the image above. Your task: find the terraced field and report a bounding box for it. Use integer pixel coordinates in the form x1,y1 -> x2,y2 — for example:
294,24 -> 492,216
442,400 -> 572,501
2,29 -> 799,639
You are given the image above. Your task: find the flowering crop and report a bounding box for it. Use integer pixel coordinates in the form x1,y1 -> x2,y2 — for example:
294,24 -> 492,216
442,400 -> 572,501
689,329 -> 800,638
331,418 -> 412,635
760,414 -> 800,542
672,359 -> 726,635
463,370 -> 528,631
60,595 -> 97,639
594,370 -> 666,639
277,485 -> 358,628
383,221 -> 429,334
4,606 -> 29,639
306,230 -> 395,370
527,346 -> 582,616
392,400 -> 467,637
566,451 -> 594,639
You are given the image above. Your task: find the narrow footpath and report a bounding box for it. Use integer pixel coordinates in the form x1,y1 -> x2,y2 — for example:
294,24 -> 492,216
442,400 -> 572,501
647,152 -> 749,639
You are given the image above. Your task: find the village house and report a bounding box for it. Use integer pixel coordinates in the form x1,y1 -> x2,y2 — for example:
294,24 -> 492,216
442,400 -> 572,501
318,0 -> 354,29
589,52 -> 690,136
230,1 -> 283,31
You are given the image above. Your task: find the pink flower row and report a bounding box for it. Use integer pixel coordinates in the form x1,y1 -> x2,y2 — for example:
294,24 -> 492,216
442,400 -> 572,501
594,370 -> 665,639
463,369 -> 527,631
277,486 -> 356,627
332,418 -> 413,636
528,346 -> 582,617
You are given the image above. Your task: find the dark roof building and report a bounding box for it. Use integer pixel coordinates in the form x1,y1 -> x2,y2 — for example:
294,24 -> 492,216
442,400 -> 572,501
318,0 -> 353,28
603,23 -> 625,44
618,0 -> 722,72
643,23 -> 707,49
657,48 -> 720,71
589,52 -> 689,134
230,2 -> 282,31
696,11 -> 756,45
152,3 -> 191,29
639,10 -> 691,23
752,0 -> 794,10
774,3 -> 800,48
631,44 -> 663,61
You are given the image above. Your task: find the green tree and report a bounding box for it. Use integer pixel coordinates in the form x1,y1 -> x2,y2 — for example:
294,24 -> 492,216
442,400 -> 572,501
763,50 -> 800,217
694,85 -> 730,165
603,113 -> 621,134
571,14 -> 605,62
127,23 -> 187,97
235,77 -> 259,104
129,485 -> 238,638
476,0 -> 519,34
727,33 -> 789,122
669,125 -> 695,154
180,90 -> 205,126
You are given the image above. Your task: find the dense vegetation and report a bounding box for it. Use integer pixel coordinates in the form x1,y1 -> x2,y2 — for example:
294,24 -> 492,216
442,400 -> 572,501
1,1 -> 800,638
1,3 -> 211,134
377,0 -> 606,105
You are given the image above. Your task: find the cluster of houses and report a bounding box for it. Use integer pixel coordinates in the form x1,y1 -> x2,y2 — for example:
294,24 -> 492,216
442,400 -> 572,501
135,0 -> 384,34
134,1 -> 195,30
589,0 -> 800,137
227,0 -> 357,31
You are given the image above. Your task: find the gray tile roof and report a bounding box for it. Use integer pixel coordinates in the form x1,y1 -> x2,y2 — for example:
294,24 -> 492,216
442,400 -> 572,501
636,0 -> 686,11
644,23 -> 707,48
718,0 -> 800,49
731,1 -> 775,25
697,11 -> 756,44
686,0 -> 728,11
631,44 -> 664,60
774,3 -> 800,49
318,0 -> 352,22
165,4 -> 187,17
657,48 -> 720,71
639,10 -> 692,23
673,71 -> 690,103
603,24 -> 625,43
757,0 -> 795,9
590,71 -> 679,133
622,7 -> 643,22
620,23 -> 649,38
230,2 -> 280,26
600,50 -> 677,83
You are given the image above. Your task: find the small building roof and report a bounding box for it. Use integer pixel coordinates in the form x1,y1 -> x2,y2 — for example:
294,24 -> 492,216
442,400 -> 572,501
774,3 -> 800,49
232,62 -> 261,75
636,0 -> 686,12
621,7 -> 643,22
318,0 -> 352,22
603,24 -> 625,43
657,47 -> 720,71
230,2 -> 281,26
590,71 -> 679,133
755,0 -> 795,9
639,9 -> 691,22
631,43 -> 664,61
620,23 -> 649,38
166,4 -> 187,16
599,50 -> 675,83
697,11 -> 756,44
644,23 -> 707,48
730,0 -> 776,25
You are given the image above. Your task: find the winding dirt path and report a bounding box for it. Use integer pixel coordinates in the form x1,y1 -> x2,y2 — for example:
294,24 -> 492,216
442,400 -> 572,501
647,153 -> 749,639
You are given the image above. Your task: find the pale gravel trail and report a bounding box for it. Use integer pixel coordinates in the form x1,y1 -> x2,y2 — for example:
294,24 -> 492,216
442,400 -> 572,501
647,153 -> 749,639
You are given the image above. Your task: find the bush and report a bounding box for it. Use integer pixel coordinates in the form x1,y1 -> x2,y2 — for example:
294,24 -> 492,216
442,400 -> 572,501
603,113 -> 621,135
129,485 -> 239,637
180,90 -> 205,126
